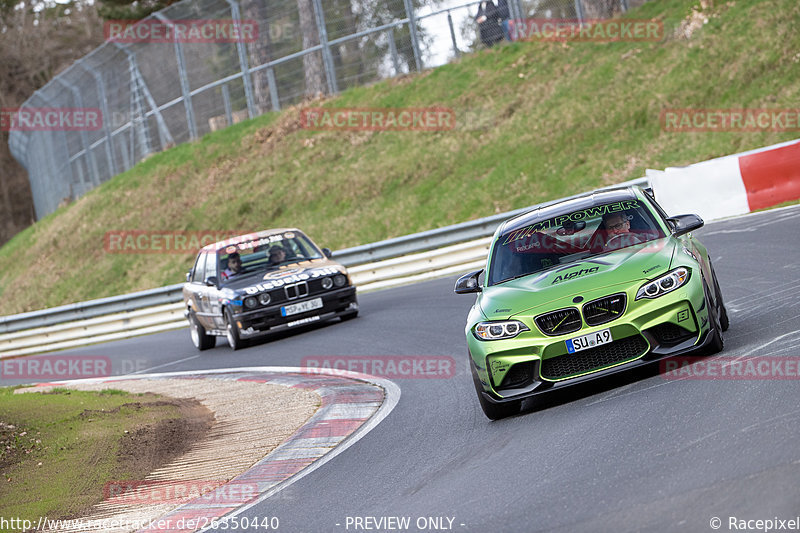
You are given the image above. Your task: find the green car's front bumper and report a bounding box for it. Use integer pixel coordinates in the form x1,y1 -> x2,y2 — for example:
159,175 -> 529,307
468,270 -> 715,405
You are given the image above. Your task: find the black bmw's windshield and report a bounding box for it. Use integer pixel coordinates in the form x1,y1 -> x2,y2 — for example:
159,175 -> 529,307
217,231 -> 323,282
487,199 -> 666,286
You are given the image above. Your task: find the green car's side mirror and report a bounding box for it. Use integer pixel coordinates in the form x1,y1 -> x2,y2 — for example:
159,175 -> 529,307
455,269 -> 483,294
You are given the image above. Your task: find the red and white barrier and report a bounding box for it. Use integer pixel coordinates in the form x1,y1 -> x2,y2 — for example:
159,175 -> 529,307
648,138 -> 800,220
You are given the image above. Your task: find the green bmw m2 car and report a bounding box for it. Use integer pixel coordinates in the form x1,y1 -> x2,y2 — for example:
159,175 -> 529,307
455,186 -> 729,419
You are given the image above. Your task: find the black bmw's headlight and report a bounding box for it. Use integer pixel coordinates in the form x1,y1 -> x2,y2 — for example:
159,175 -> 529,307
636,267 -> 690,300
473,320 -> 529,341
244,296 -> 258,309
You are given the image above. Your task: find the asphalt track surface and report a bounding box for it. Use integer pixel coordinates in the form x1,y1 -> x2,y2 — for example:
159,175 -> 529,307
4,206 -> 800,532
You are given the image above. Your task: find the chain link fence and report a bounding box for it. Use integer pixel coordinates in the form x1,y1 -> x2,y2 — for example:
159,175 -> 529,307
8,0 -> 648,219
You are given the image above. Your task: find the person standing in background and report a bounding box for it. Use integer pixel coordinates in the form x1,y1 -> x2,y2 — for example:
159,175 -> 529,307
475,1 -> 503,47
497,0 -> 512,41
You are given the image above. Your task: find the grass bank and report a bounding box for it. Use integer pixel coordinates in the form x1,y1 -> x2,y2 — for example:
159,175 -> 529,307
0,387 -> 210,524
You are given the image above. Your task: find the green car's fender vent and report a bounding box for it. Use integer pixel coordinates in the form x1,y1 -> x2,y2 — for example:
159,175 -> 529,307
583,293 -> 627,326
648,323 -> 695,347
535,308 -> 582,336
498,361 -> 536,390
541,335 -> 648,381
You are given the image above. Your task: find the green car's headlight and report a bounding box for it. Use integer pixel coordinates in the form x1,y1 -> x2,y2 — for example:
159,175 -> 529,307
473,320 -> 530,341
636,267 -> 690,300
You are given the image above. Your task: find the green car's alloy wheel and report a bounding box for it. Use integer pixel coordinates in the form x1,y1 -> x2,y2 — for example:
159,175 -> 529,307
225,307 -> 243,351
471,363 -> 521,420
190,311 -> 216,351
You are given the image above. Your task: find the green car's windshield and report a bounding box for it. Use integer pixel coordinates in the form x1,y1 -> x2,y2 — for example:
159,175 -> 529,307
218,231 -> 323,282
488,200 -> 666,286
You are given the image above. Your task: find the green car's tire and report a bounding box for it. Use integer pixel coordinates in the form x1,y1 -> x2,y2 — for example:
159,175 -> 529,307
710,263 -> 730,332
189,311 -> 216,351
704,280 -> 724,354
224,307 -> 243,351
471,362 -> 521,420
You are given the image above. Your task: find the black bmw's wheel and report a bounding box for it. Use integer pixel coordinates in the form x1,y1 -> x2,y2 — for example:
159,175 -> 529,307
471,362 -> 521,420
224,308 -> 243,351
189,311 -> 216,351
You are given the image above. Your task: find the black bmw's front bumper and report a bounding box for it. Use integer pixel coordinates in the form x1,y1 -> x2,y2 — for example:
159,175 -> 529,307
232,286 -> 358,337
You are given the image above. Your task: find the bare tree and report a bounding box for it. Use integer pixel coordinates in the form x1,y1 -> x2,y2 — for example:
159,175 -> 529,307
296,0 -> 326,97
0,0 -> 105,245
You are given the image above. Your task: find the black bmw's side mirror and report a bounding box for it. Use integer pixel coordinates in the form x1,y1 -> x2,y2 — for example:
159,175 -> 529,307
455,269 -> 484,294
668,214 -> 704,236
204,276 -> 218,288
322,248 -> 333,259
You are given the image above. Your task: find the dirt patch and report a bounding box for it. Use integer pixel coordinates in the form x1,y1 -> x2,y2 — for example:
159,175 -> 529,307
116,399 -> 214,485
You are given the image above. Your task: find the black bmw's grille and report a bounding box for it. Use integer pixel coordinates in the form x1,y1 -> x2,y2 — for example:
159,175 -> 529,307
648,323 -> 694,346
583,293 -> 627,326
535,308 -> 582,336
541,335 -> 648,380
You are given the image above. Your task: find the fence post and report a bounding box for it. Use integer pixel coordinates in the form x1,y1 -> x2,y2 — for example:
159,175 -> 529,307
311,0 -> 338,94
112,43 -> 174,150
447,11 -> 459,58
620,0 -> 629,12
574,0 -> 585,24
402,0 -> 423,71
54,78 -> 99,189
225,0 -> 257,118
153,13 -> 198,140
33,92 -> 74,212
387,27 -> 402,74
77,60 -> 118,178
266,67 -> 281,111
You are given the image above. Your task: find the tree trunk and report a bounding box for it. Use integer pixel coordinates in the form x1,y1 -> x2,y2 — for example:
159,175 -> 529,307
296,0 -> 326,97
243,0 -> 275,113
580,0 -> 620,19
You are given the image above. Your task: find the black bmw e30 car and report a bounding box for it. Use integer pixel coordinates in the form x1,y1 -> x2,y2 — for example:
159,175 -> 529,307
183,228 -> 358,350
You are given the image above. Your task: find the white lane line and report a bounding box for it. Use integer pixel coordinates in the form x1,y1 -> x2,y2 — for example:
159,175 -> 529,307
131,354 -> 200,375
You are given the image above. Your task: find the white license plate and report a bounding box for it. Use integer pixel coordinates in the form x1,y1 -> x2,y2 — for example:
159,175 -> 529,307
281,297 -> 323,317
566,328 -> 612,353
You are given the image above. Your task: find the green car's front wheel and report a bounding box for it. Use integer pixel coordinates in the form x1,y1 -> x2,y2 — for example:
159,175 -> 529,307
471,362 -> 521,420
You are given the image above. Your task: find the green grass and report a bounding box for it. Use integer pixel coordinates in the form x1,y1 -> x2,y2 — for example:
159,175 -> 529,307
1,0 -> 799,314
0,387 -> 183,524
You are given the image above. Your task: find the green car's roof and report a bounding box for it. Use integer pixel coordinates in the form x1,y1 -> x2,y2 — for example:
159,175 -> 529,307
499,187 -> 640,235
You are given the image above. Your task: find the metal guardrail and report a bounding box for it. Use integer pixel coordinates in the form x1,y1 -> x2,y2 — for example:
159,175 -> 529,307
0,178 -> 648,341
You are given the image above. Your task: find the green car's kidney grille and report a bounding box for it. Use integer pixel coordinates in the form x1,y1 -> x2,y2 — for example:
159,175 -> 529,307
541,335 -> 648,380
534,308 -> 582,336
583,293 -> 627,326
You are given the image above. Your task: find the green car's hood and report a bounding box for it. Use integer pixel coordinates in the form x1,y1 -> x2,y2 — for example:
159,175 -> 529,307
479,238 -> 678,320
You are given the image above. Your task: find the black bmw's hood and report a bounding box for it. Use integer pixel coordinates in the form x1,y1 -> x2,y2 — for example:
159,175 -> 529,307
220,258 -> 347,295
